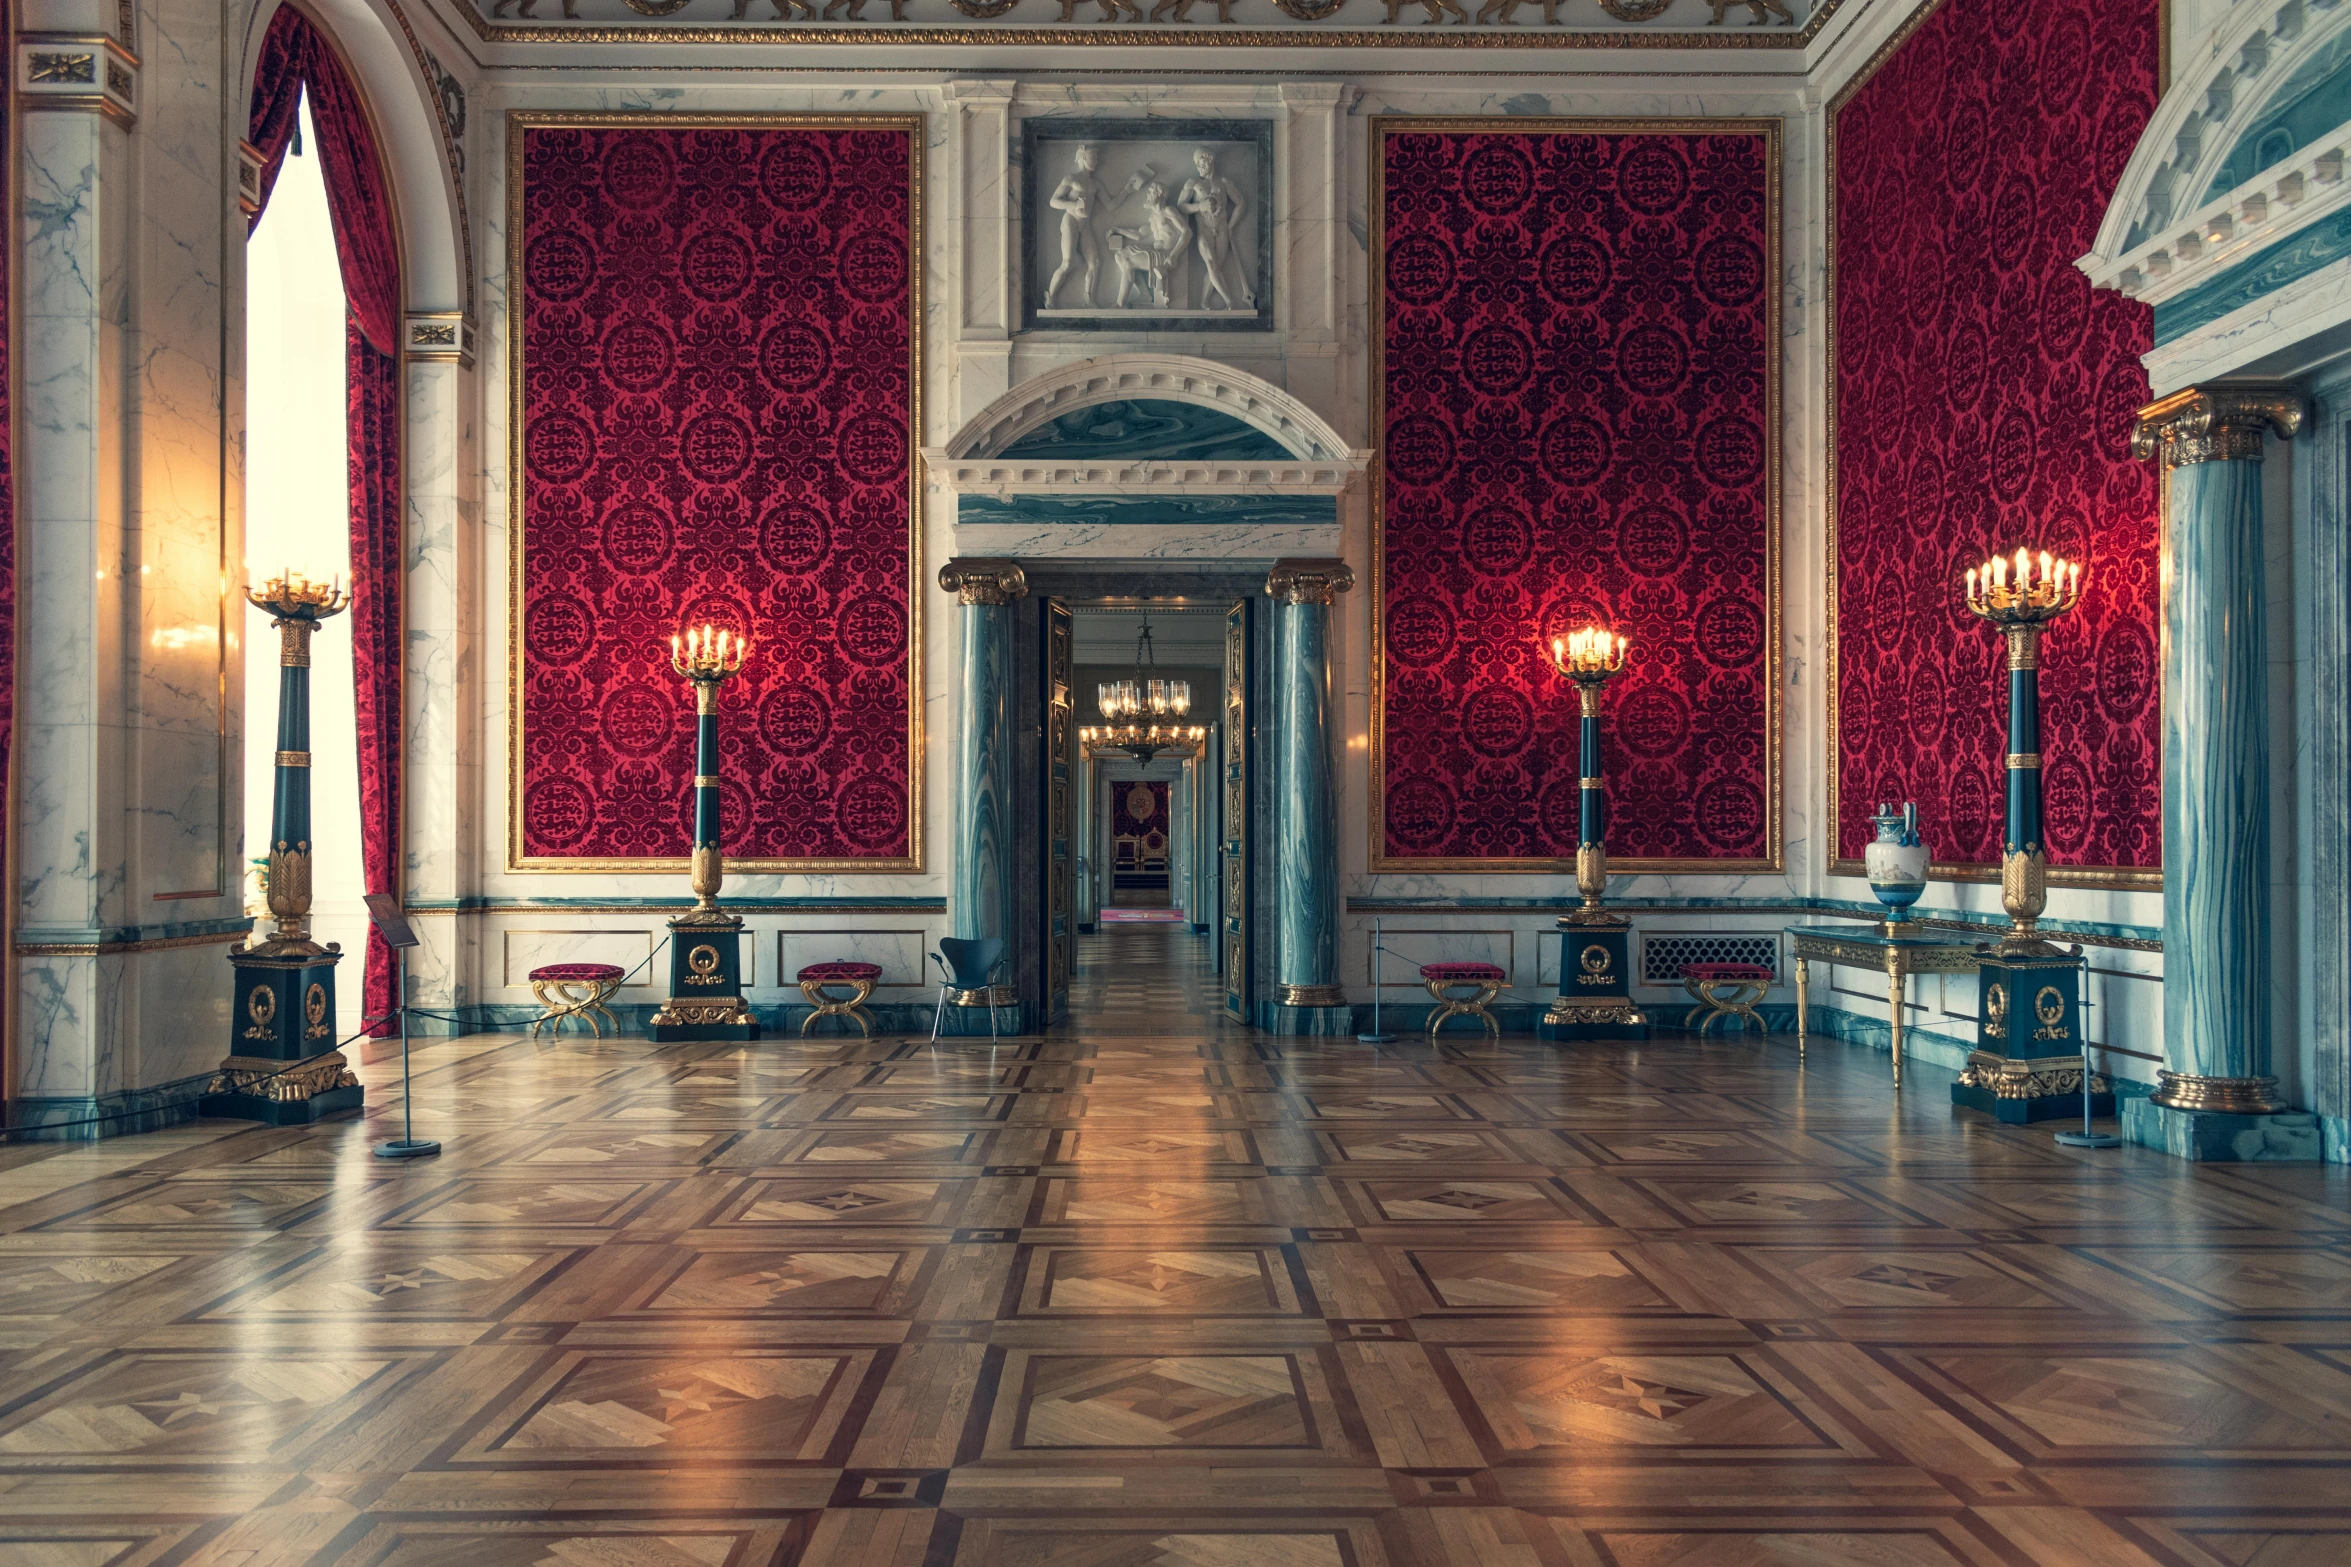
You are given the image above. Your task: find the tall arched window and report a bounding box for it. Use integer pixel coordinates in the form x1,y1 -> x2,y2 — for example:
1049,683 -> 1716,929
245,91 -> 366,1036
243,4 -> 404,1037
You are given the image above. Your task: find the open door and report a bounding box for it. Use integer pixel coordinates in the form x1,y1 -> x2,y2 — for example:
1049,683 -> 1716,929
1041,597 -> 1075,1020
1223,599 -> 1252,1019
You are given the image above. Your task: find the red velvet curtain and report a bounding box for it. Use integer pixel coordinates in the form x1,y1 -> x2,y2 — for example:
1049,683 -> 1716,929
247,5 -> 403,1035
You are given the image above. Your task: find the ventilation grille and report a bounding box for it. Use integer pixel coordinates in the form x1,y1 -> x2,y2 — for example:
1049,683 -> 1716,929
1641,934 -> 1780,986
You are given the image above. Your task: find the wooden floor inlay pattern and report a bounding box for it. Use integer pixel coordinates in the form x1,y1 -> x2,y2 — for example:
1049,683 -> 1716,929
3,924 -> 2349,1564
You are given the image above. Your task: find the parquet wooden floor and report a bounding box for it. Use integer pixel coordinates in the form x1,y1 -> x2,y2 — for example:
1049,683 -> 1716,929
2,927 -> 2349,1565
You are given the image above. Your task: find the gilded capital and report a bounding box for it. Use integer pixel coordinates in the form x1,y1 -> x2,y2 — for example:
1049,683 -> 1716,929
1265,558 -> 1356,605
938,558 -> 1030,607
2131,384 -> 2305,469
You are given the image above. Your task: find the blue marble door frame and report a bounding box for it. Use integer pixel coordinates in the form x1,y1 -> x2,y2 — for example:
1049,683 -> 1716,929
1262,559 -> 1355,1032
941,560 -> 1029,1033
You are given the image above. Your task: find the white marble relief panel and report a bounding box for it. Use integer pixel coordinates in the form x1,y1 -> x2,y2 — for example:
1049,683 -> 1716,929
1023,122 -> 1271,331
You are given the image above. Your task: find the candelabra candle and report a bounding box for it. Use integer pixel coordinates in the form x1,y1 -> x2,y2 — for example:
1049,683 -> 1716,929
1962,550 -> 2084,947
1547,626 -> 1631,917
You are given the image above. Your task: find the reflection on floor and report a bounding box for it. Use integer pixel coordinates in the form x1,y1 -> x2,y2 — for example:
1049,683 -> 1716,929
2,926 -> 2348,1563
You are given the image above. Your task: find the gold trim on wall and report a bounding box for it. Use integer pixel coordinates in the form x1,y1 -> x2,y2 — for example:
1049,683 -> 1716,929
1366,115 -> 1784,877
454,0 -> 1848,48
1821,1 -> 2162,893
504,111 -> 925,874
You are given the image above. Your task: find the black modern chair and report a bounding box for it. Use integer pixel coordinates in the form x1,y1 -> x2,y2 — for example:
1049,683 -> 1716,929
929,936 -> 1008,1044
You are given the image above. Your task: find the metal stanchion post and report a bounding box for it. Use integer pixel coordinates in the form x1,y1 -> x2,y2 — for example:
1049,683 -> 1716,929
1359,917 -> 1397,1044
369,895 -> 440,1160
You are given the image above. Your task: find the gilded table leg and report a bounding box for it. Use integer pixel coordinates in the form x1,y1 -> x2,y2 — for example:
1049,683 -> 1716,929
1886,960 -> 1905,1090
1795,957 -> 1809,1064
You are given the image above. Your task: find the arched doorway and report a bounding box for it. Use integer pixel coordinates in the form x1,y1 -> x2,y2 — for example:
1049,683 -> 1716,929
931,356 -> 1367,1031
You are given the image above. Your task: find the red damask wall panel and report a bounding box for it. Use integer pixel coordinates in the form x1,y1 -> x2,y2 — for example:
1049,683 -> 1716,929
1374,121 -> 1779,867
1830,0 -> 2160,876
512,118 -> 919,868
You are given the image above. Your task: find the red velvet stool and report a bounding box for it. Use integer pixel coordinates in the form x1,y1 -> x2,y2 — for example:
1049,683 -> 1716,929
1421,961 -> 1506,1041
798,961 -> 883,1038
527,963 -> 625,1040
1681,961 -> 1771,1035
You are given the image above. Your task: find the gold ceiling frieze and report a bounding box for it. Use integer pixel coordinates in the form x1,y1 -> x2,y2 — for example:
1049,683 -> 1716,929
457,0 -> 1845,47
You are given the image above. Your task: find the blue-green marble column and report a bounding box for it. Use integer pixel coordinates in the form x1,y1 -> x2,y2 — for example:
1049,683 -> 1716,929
1262,559 -> 1354,1034
2124,385 -> 2318,1160
940,559 -> 1028,1031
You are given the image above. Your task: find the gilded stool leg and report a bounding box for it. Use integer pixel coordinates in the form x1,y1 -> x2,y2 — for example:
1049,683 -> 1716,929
1423,978 -> 1449,1043
1473,979 -> 1500,1039
529,981 -> 553,1041
1682,974 -> 1707,1031
588,981 -> 619,1037
800,979 -> 877,1039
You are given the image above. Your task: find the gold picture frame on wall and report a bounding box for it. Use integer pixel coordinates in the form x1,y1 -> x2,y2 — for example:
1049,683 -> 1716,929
1821,3 -> 2162,892
1366,114 -> 1784,876
503,110 -> 925,874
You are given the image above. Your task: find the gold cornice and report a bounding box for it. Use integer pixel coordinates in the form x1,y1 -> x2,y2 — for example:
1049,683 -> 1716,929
1366,115 -> 1783,877
505,110 -> 925,875
453,0 -> 1848,47
2131,384 -> 2306,469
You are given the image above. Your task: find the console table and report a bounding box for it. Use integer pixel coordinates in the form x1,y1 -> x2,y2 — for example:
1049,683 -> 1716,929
1785,925 -> 1985,1088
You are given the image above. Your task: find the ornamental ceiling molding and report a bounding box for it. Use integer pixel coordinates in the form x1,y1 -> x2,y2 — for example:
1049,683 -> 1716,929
930,353 -> 1369,498
2081,0 -> 2351,304
449,0 -> 1846,47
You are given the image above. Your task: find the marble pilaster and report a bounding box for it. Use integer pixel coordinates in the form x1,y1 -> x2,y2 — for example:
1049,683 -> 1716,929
2123,385 -> 2319,1159
402,349 -> 480,1023
1261,559 -> 1351,1035
941,558 -> 1027,1032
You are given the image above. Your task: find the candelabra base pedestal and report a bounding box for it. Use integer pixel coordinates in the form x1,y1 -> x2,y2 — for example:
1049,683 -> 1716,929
202,944 -> 362,1124
1954,949 -> 2093,1124
1538,918 -> 1647,1042
648,914 -> 760,1042
1951,1052 -> 2113,1124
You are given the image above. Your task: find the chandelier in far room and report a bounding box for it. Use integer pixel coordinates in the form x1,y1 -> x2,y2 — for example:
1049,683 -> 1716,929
1097,613 -> 1191,721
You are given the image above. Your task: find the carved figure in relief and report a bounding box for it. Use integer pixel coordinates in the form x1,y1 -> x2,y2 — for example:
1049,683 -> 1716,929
1106,182 -> 1194,308
1056,0 -> 1143,18
491,0 -> 579,16
1707,0 -> 1795,21
823,0 -> 910,15
731,0 -> 815,16
1176,146 -> 1255,311
1044,144 -> 1151,309
1475,0 -> 1564,20
1383,0 -> 1468,22
1150,0 -> 1237,17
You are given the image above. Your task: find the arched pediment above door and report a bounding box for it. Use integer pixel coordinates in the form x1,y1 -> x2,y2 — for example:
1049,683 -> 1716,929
927,354 -> 1369,560
2081,0 -> 2351,323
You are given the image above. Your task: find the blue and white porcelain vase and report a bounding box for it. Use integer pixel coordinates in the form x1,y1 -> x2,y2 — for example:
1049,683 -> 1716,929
1864,801 -> 1929,933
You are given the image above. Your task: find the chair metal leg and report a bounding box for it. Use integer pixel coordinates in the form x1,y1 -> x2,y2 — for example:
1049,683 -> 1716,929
929,984 -> 948,1045
988,991 -> 1000,1043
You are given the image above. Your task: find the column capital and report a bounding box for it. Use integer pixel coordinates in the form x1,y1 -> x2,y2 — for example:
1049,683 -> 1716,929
1265,559 -> 1355,605
2131,383 -> 2305,468
939,557 -> 1029,606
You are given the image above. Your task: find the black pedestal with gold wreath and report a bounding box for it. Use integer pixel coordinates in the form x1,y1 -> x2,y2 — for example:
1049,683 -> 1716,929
205,575 -> 363,1125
